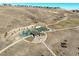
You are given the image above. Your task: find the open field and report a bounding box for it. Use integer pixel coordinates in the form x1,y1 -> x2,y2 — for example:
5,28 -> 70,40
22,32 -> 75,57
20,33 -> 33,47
0,6 -> 79,56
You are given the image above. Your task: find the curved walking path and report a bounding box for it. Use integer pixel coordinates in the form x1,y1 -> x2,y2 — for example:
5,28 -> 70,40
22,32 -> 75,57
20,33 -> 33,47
47,17 -> 68,26
0,17 -> 79,56
0,23 -> 55,55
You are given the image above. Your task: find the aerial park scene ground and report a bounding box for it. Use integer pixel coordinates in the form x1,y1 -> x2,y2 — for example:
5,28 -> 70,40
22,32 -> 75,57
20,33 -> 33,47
0,3 -> 79,56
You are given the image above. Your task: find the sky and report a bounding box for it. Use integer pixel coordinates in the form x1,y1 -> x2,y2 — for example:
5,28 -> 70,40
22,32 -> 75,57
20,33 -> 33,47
0,0 -> 78,3
0,0 -> 78,10
0,3 -> 79,10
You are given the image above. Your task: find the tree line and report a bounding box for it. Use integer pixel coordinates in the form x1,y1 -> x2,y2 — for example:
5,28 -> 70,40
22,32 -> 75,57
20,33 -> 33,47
0,3 -> 60,9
